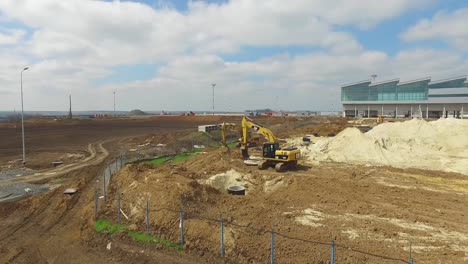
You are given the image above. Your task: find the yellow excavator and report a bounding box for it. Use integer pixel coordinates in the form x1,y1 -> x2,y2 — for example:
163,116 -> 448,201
376,115 -> 385,124
221,116 -> 301,172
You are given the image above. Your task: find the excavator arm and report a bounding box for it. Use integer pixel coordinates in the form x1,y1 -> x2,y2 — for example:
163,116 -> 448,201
241,116 -> 277,144
220,122 -> 239,147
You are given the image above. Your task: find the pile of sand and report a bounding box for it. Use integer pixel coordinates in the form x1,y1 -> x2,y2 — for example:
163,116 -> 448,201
299,118 -> 468,175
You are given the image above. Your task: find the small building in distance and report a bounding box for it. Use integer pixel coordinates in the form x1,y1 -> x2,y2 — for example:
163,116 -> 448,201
341,76 -> 468,118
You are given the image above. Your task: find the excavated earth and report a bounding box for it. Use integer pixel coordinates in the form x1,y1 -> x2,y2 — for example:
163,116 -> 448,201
108,147 -> 468,264
1,116 -> 467,264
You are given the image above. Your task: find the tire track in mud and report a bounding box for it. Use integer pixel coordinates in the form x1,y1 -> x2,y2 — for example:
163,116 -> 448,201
0,142 -> 108,185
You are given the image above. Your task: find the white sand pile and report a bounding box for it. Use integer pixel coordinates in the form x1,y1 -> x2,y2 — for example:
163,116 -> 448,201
298,119 -> 468,175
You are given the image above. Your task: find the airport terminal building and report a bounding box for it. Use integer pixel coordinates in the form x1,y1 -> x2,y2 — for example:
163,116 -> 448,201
341,76 -> 468,118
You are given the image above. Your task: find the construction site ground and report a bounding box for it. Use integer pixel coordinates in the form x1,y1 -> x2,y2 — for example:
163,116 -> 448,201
0,116 -> 466,263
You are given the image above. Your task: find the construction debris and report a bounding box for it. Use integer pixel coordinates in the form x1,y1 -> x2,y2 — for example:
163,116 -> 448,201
63,188 -> 78,195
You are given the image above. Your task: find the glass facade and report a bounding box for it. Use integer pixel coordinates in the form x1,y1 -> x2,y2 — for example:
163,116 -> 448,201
341,79 -> 430,102
376,81 -> 398,101
341,81 -> 371,101
428,77 -> 468,89
397,80 -> 429,101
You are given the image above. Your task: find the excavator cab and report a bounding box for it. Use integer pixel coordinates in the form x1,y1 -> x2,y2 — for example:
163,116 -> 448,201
263,142 -> 280,158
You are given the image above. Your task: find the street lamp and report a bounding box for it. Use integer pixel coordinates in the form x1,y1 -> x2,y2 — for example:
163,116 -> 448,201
212,84 -> 216,116
113,91 -> 116,117
20,67 -> 29,165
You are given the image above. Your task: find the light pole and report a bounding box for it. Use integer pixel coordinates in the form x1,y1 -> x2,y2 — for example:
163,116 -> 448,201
212,84 -> 216,116
113,91 -> 116,117
20,67 -> 29,165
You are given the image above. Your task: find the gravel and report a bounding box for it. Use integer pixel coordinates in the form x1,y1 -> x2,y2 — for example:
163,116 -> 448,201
0,183 -> 49,202
0,167 -> 36,180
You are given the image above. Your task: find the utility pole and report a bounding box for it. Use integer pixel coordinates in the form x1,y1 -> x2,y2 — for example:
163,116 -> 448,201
113,91 -> 116,117
20,67 -> 29,165
68,94 -> 72,119
212,84 -> 216,116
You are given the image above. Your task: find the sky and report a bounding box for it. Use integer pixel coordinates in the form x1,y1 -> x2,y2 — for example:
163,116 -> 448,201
0,0 -> 467,112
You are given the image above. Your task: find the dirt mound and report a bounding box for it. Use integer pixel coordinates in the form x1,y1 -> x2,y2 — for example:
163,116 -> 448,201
199,169 -> 251,194
299,118 -> 468,175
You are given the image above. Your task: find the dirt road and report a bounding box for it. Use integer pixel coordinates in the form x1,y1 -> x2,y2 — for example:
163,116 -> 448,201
0,143 -> 108,186
0,117 -> 236,263
0,139 -> 210,264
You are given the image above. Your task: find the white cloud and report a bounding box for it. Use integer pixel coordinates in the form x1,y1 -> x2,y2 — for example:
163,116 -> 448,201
0,0 -> 464,112
100,48 -> 467,111
401,8 -> 468,51
0,0 -> 432,64
0,28 -> 25,45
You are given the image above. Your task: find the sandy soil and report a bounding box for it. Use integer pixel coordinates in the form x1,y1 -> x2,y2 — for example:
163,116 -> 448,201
1,116 -> 466,264
107,146 -> 468,263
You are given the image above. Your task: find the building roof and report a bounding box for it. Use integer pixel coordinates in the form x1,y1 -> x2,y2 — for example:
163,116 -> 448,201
429,76 -> 468,88
429,75 -> 467,84
341,80 -> 371,88
369,78 -> 400,87
397,77 -> 431,86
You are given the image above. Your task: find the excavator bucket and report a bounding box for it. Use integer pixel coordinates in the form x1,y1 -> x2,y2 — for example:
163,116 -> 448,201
240,146 -> 249,160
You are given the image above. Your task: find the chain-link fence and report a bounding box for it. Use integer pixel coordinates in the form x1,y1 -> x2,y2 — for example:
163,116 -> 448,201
92,152 -> 416,264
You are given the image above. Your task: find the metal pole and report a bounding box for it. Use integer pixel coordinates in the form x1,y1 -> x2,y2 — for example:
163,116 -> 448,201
146,198 -> 149,233
118,192 -> 121,224
103,173 -> 106,200
220,219 -> 225,257
180,207 -> 184,247
212,83 -> 216,116
94,190 -> 98,219
270,229 -> 274,264
331,240 -> 335,264
410,241 -> 413,264
113,91 -> 116,117
20,67 -> 28,165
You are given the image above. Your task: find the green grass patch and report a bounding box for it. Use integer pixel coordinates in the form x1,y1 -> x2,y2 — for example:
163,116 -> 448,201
94,219 -> 182,250
128,230 -> 183,250
94,219 -> 127,234
147,148 -> 202,165
226,141 -> 238,149
147,156 -> 171,165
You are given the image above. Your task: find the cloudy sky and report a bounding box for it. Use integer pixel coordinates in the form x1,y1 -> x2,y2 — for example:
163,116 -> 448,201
0,0 -> 467,112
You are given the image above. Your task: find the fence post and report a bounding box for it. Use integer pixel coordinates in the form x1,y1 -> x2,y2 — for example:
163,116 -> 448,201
94,190 -> 98,220
180,207 -> 184,247
220,218 -> 225,257
103,173 -> 106,200
118,192 -> 121,225
409,241 -> 413,264
331,240 -> 335,264
146,198 -> 150,233
270,229 -> 274,264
